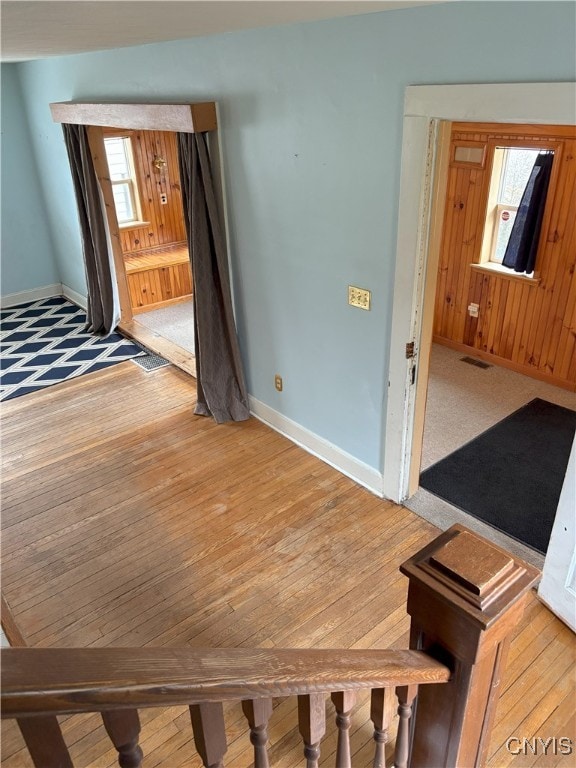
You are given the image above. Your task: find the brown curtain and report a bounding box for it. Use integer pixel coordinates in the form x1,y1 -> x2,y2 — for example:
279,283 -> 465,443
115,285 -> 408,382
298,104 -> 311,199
178,132 -> 250,423
62,124 -> 118,334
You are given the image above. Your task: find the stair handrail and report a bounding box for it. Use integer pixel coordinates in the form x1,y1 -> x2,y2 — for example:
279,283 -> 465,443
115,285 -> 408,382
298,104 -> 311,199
1,525 -> 540,768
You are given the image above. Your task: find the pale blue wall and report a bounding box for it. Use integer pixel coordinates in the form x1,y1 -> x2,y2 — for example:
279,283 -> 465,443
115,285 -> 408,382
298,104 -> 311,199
11,1 -> 576,470
1,64 -> 59,295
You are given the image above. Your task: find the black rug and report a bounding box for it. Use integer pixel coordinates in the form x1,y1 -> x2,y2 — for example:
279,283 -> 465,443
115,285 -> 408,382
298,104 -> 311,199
420,398 -> 576,554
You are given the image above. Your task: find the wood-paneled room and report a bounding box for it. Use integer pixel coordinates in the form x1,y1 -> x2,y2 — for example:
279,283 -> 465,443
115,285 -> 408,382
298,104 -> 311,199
103,128 -> 192,313
433,122 -> 576,391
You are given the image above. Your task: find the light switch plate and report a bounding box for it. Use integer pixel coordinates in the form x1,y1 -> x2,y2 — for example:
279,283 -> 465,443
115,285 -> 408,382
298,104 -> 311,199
348,286 -> 371,310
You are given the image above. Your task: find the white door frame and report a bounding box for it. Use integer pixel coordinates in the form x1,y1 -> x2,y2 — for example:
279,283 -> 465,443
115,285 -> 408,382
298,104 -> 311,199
383,82 -> 576,504
538,436 -> 576,631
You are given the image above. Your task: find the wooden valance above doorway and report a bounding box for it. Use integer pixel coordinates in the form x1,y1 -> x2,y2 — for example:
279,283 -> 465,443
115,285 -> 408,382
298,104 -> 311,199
49,102 -> 217,132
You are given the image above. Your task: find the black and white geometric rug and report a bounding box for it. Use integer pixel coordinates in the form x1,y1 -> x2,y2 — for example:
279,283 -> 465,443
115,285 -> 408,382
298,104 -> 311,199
0,296 -> 145,402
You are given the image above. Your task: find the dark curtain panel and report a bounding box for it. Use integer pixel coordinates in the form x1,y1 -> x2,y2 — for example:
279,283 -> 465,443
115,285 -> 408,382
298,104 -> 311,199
62,124 -> 117,335
178,132 -> 250,423
502,152 -> 554,274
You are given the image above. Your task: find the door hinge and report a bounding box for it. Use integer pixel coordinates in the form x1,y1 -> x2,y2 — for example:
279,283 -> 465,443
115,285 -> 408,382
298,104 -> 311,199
405,342 -> 415,359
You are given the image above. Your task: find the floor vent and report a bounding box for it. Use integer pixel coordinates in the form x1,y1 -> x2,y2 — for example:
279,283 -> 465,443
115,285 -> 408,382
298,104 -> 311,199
132,353 -> 171,372
460,356 -> 492,369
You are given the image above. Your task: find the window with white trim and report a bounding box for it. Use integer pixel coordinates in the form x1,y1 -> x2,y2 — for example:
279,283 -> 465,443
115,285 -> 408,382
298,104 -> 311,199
489,148 -> 543,264
479,144 -> 556,279
103,136 -> 142,225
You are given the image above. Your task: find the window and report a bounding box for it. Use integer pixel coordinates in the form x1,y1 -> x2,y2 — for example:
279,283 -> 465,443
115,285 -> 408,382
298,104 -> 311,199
490,148 -> 542,264
103,136 -> 142,225
480,144 -> 556,277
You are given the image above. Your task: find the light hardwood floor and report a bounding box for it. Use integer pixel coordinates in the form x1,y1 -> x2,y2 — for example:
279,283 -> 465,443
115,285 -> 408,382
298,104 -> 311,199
1,363 -> 574,767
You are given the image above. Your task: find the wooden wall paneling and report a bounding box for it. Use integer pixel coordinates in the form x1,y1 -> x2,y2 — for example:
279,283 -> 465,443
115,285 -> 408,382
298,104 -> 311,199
462,271 -> 483,346
567,309 -> 576,381
477,274 -> 494,352
501,281 -> 521,359
555,225 -> 576,380
138,272 -> 149,307
490,280 -> 510,357
158,267 -> 171,302
452,169 -> 476,342
174,265 -> 184,297
442,168 -> 468,338
433,164 -> 458,338
433,123 -> 576,389
535,143 -> 576,372
456,161 -> 491,342
151,269 -> 162,305
485,276 -> 501,354
127,264 -> 192,310
520,141 -> 566,370
179,263 -> 193,295
445,166 -> 469,341
148,131 -> 165,249
452,121 -> 576,140
510,283 -> 531,363
115,130 -> 186,256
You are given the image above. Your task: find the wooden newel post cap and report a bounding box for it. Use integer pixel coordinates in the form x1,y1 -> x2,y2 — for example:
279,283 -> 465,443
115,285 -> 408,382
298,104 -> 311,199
400,526 -> 541,767
400,525 -> 540,658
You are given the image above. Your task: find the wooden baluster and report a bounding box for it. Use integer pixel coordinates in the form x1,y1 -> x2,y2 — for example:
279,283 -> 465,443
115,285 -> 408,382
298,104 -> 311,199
17,716 -> 73,768
394,685 -> 418,768
102,709 -> 143,768
298,693 -> 326,768
370,687 -> 394,768
189,702 -> 227,768
331,691 -> 356,768
241,698 -> 273,768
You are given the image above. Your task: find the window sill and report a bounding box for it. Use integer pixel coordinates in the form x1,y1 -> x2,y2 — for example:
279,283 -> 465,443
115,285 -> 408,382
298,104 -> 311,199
470,263 -> 541,286
119,221 -> 150,232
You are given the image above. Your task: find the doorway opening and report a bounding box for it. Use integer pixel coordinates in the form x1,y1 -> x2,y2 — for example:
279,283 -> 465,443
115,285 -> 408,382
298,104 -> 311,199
401,117 -> 576,566
102,128 -> 196,367
389,109 -> 576,565
384,84 -> 576,499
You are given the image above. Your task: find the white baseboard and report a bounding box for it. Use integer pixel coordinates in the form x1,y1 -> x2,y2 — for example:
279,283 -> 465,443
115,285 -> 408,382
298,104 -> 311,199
0,284 -> 62,308
249,396 -> 385,497
61,284 -> 88,310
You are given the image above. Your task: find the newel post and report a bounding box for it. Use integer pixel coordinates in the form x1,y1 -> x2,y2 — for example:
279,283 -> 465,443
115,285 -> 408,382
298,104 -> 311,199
400,524 -> 540,768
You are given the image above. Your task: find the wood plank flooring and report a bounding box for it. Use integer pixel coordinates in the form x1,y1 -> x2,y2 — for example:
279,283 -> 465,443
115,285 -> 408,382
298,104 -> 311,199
1,363 -> 574,767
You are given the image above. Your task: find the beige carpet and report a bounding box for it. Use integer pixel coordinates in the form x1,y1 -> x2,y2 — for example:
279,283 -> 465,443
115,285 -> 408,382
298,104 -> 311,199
136,299 -> 195,355
405,343 -> 576,567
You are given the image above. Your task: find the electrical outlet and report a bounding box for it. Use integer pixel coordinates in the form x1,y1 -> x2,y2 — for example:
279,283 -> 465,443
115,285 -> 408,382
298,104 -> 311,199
274,374 -> 283,392
348,286 -> 371,310
468,303 -> 479,317
160,193 -> 168,205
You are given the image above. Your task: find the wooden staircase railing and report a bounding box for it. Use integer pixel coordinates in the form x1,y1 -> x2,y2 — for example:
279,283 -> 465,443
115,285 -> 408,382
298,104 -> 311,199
0,525 -> 540,768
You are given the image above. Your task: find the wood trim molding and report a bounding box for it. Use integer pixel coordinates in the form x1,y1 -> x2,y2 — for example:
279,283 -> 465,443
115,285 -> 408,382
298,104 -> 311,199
50,102 -> 217,132
86,126 -> 133,323
407,120 -> 452,498
452,121 -> 576,139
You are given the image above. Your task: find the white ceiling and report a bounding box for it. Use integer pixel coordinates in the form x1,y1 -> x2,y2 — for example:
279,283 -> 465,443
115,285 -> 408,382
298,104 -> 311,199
1,1 -> 449,62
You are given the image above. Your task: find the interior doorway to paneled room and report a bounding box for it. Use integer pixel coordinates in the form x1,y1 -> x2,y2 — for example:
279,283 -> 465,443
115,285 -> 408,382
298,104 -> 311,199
382,83 -> 576,629
50,102 -> 224,380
